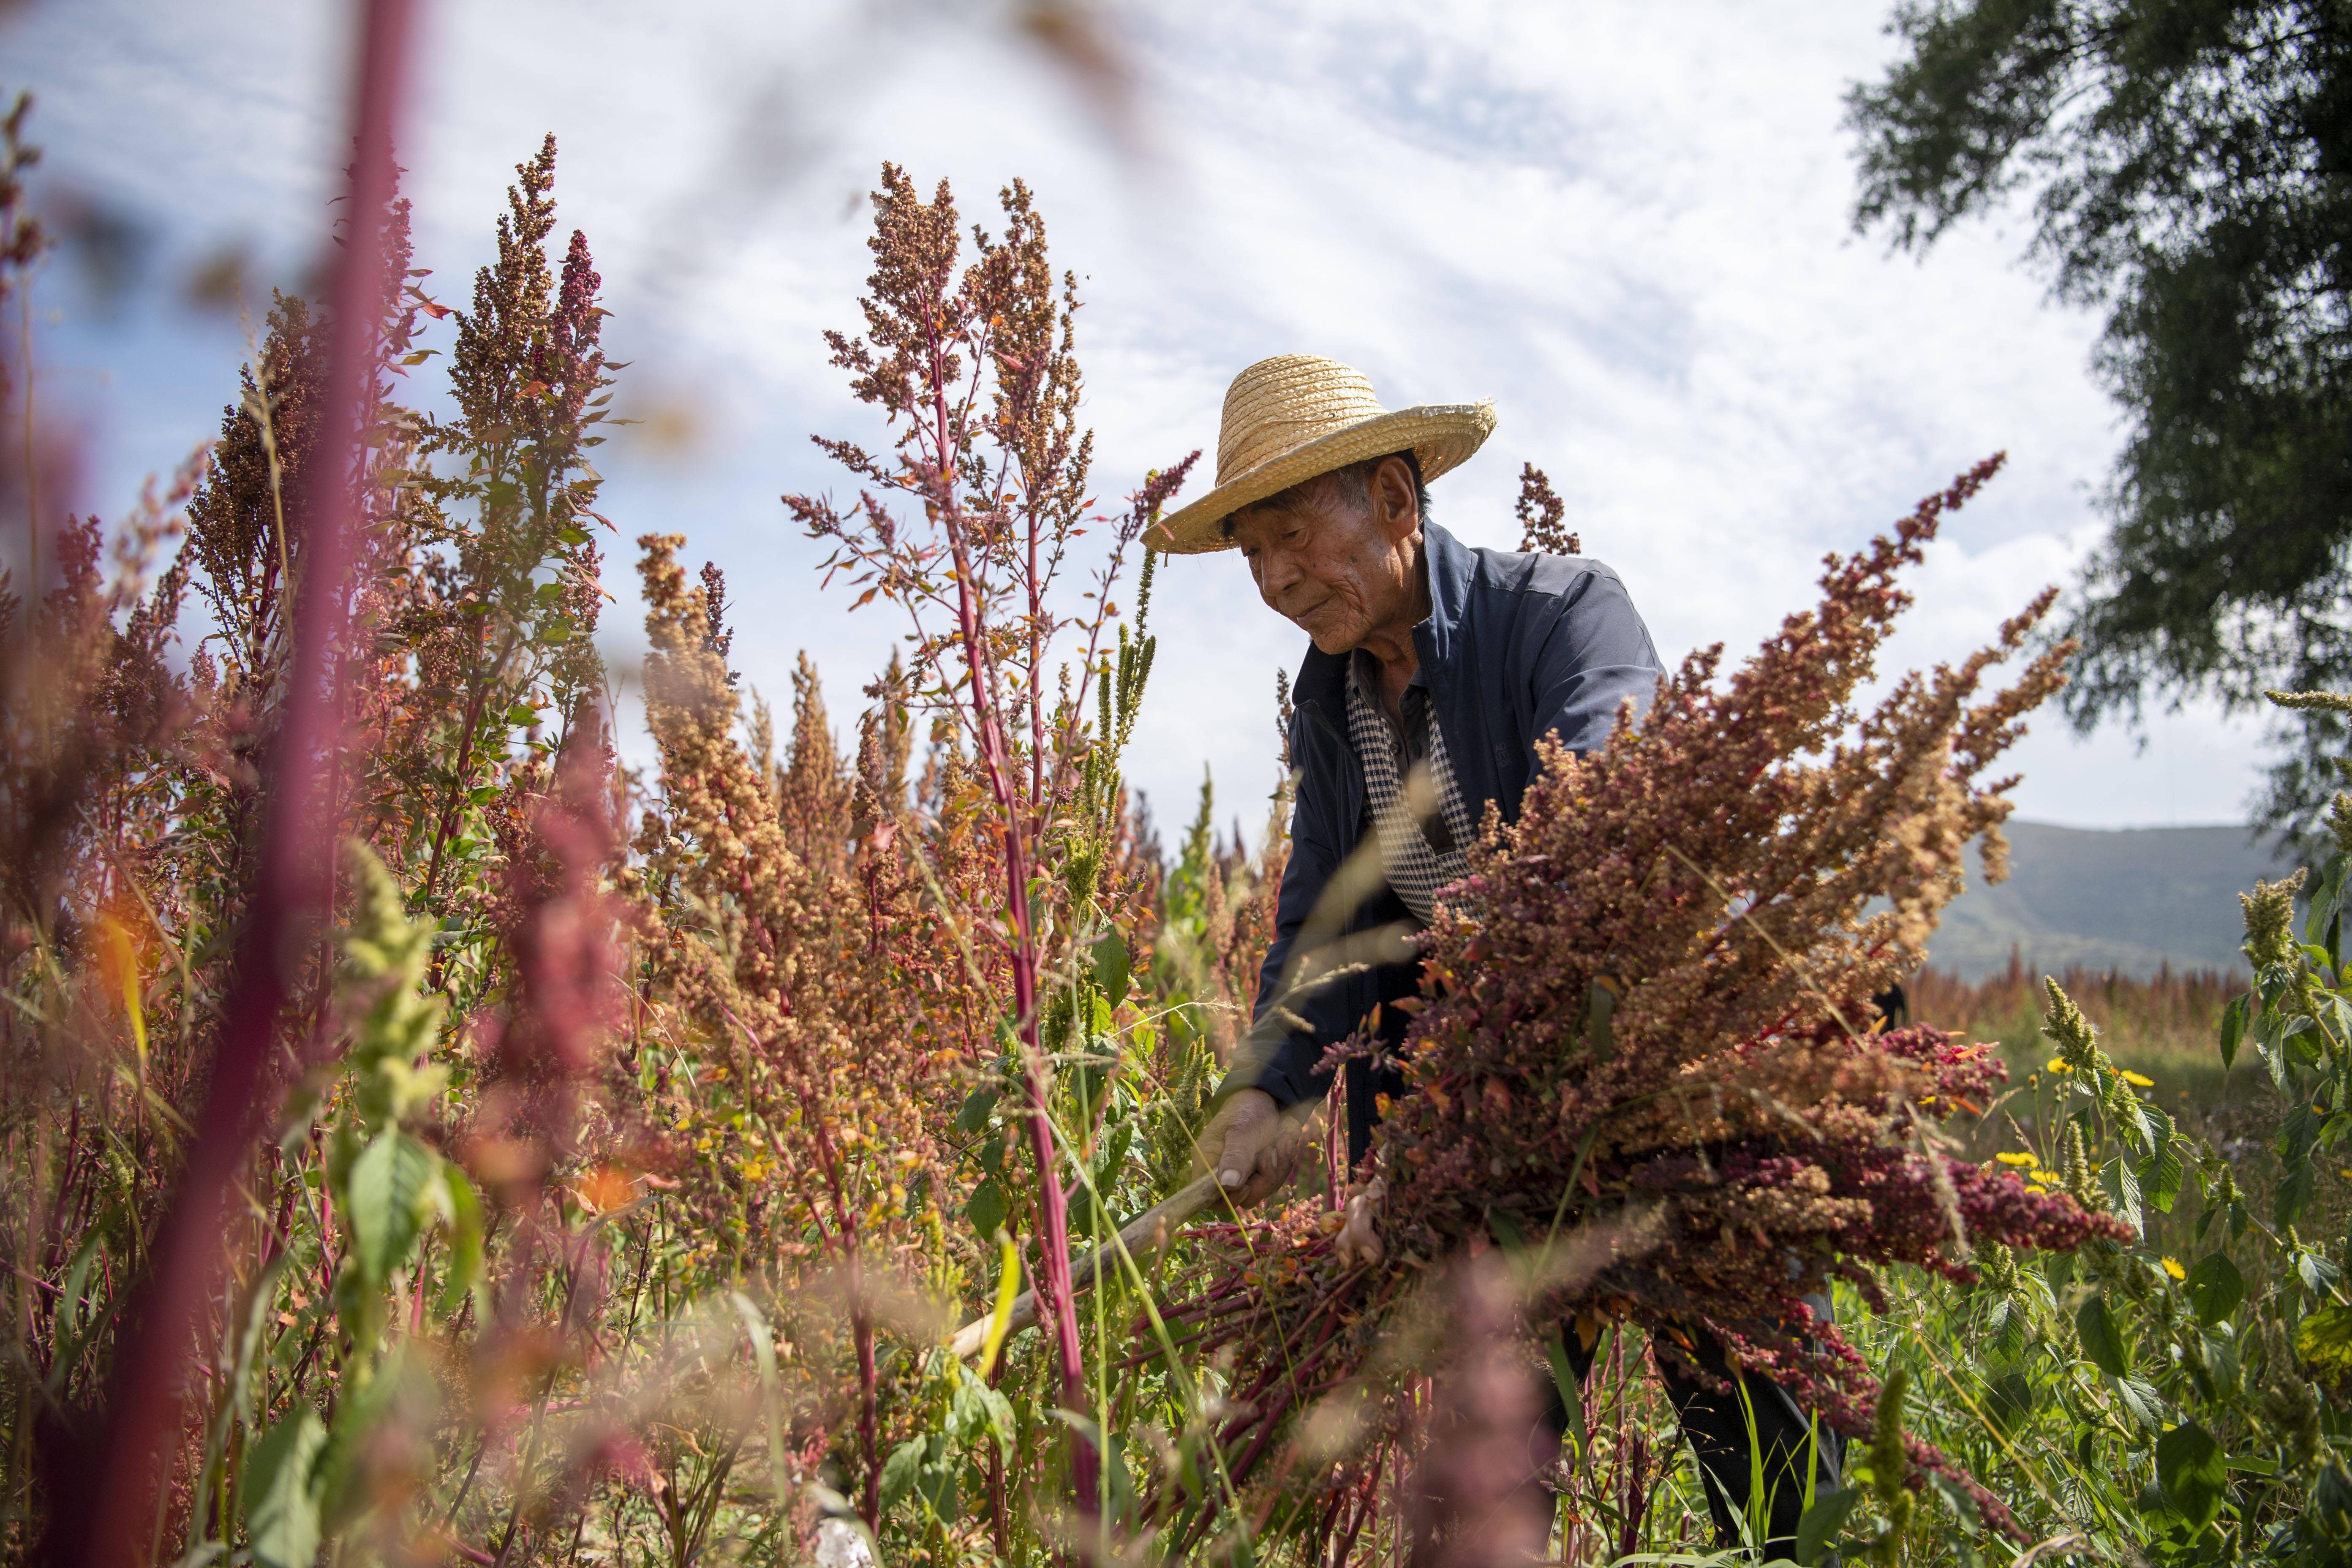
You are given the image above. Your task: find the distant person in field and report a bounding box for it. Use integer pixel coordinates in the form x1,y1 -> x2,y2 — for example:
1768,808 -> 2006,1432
1151,354 -> 1842,1557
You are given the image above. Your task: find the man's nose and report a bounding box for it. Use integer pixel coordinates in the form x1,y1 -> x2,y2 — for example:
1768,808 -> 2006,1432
1254,547 -> 1301,602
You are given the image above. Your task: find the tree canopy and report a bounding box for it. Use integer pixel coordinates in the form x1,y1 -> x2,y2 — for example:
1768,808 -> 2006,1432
1848,0 -> 2352,840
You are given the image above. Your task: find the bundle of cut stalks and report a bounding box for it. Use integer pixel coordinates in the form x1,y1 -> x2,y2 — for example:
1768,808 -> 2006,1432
1139,458 -> 2130,1545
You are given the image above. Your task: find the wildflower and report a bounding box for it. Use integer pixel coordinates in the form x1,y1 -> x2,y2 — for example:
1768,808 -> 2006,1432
2121,1069 -> 2154,1089
2161,1257 -> 2186,1280
1995,1151 -> 2038,1168
2044,1058 -> 2071,1074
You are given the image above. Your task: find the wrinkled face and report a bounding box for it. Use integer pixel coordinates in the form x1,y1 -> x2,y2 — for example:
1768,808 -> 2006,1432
1228,457 -> 1422,655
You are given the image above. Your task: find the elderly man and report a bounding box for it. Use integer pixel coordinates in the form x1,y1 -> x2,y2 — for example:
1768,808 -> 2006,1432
1152,354 -> 1841,1557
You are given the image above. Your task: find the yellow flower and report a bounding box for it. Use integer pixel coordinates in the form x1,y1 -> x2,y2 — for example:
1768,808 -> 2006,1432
1996,1151 -> 2039,1168
2045,1057 -> 2073,1075
2121,1070 -> 2155,1089
2161,1257 -> 2186,1280
2023,1184 -> 2049,1195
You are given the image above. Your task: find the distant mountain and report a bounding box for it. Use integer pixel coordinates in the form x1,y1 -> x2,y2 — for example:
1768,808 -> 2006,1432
1922,821 -> 2300,981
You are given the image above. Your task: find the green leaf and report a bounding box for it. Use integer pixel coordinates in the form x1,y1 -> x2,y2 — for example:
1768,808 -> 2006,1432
2278,1158 -> 2317,1229
2296,1303 -> 2352,1388
2307,853 -> 2349,944
878,1435 -> 928,1517
2141,1133 -> 2186,1215
2113,1373 -> 2165,1430
2077,1294 -> 2130,1376
2325,1111 -> 2352,1153
242,1405 -> 327,1568
2156,1421 -> 2227,1530
1546,1334 -> 1590,1461
950,1377 -> 1017,1462
2183,1253 -> 2244,1327
2100,1155 -> 2144,1238
504,702 -> 539,727
435,1164 -> 486,1320
957,1085 -> 999,1135
346,1131 -> 441,1288
57,1234 -> 101,1339
1090,931 -> 1131,1008
2219,994 -> 2249,1069
2298,1247 -> 2339,1294
917,1445 -> 958,1524
2280,1101 -> 2323,1164
965,1177 -> 1008,1243
1090,1122 -> 1132,1191
2115,1084 -> 2155,1154
1793,1485 -> 1859,1565
1984,1369 -> 2034,1433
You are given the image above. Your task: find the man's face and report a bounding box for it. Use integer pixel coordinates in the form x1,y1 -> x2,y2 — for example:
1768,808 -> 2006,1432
1228,459 -> 1421,655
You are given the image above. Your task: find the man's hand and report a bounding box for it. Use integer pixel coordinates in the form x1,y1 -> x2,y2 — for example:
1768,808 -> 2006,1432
1194,1089 -> 1300,1209
1334,1178 -> 1385,1267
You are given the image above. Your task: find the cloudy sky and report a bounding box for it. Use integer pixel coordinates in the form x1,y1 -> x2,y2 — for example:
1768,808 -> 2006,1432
10,0 -> 2278,840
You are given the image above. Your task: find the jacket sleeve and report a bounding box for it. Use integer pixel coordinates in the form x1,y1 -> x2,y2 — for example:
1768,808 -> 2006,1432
1222,726 -> 1353,1111
1527,564 -> 1666,756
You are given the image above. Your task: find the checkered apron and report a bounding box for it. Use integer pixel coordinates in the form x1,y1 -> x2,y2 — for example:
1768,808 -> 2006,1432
1344,680 -> 1477,925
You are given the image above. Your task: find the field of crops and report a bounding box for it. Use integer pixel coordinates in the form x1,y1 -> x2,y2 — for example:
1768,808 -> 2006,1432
9,75 -> 2352,1568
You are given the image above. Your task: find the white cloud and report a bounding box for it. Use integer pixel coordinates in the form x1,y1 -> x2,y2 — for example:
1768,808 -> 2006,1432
8,0 -> 2278,836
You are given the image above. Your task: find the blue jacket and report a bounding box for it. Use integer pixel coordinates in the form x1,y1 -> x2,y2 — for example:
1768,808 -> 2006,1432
1233,520 -> 1666,1112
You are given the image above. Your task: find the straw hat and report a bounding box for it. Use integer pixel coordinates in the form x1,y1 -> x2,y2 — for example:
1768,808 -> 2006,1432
1149,354 -> 1496,555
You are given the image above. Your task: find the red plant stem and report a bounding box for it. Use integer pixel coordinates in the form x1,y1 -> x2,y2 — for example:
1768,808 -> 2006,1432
77,5 -> 415,1564
923,327 -> 1091,1501
419,627 -> 516,906
1026,458 -> 1044,843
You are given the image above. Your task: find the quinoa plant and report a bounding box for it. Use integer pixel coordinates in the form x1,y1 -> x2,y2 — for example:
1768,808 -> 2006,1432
781,163 -> 1196,1520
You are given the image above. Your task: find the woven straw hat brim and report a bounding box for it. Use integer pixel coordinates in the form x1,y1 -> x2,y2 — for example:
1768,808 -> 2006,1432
1149,401 -> 1496,555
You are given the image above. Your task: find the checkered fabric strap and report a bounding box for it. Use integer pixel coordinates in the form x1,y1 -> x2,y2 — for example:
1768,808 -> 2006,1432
1344,680 -> 1475,926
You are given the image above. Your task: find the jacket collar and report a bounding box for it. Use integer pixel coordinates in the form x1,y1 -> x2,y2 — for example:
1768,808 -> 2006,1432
1292,520 -> 1471,716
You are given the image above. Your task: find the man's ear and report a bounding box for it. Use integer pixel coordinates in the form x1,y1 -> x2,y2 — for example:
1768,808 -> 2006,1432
1369,455 -> 1420,544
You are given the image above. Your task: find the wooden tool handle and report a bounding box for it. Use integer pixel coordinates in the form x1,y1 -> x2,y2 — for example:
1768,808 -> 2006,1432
948,1173 -> 1225,1360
